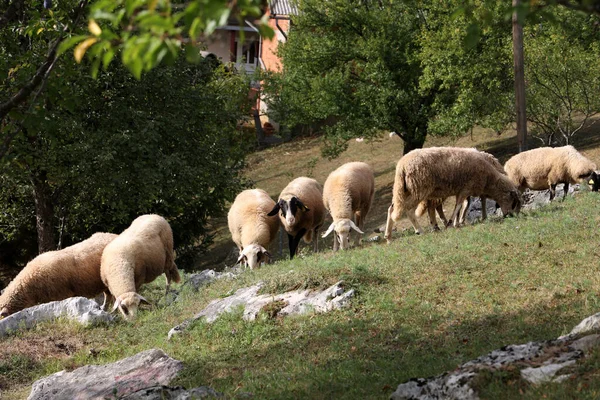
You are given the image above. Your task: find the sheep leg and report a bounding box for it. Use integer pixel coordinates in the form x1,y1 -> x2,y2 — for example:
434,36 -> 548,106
406,207 -> 423,235
384,204 -> 395,243
354,212 -> 363,245
427,203 -> 440,231
480,197 -> 488,220
549,184 -> 557,201
458,197 -> 471,225
451,196 -> 467,227
289,229 -> 306,259
563,182 -> 570,200
313,226 -> 320,253
435,202 -> 448,228
100,291 -> 109,311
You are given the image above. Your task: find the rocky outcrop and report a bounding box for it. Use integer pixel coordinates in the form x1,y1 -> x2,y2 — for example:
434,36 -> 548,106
122,385 -> 223,399
390,313 -> 600,400
168,281 -> 354,339
28,349 -> 183,400
0,297 -> 114,337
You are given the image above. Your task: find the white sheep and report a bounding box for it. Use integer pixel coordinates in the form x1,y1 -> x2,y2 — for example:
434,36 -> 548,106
100,214 -> 181,320
321,162 -> 375,250
227,189 -> 280,269
384,147 -> 522,242
0,232 -> 118,317
267,177 -> 325,259
415,149 -> 507,229
504,145 -> 597,200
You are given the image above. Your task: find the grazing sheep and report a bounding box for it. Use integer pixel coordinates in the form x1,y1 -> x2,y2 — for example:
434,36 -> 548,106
0,232 -> 118,317
228,189 -> 280,269
322,162 -> 375,250
384,147 -> 521,242
267,177 -> 325,259
415,149 -> 507,229
504,145 -> 597,201
101,214 -> 181,320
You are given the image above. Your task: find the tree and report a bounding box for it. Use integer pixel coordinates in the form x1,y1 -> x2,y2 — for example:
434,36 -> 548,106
262,0 -> 438,157
1,1 -> 253,265
525,9 -> 600,145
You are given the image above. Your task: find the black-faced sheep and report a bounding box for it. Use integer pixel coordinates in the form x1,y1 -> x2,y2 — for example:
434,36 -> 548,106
321,162 -> 375,250
504,145 -> 598,200
0,232 -> 118,317
100,214 -> 181,320
267,177 -> 325,259
384,147 -> 522,242
227,189 -> 280,269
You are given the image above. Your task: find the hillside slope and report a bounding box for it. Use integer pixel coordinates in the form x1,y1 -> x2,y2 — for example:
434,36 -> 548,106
4,184 -> 600,398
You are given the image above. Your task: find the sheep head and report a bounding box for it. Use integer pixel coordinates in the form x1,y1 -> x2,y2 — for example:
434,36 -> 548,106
237,244 -> 271,269
497,190 -> 522,217
588,171 -> 600,192
112,292 -> 151,320
0,307 -> 8,318
268,197 -> 310,227
322,219 -> 364,250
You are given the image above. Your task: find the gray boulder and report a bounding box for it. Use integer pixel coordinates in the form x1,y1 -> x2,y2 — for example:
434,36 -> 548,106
28,349 -> 183,400
0,297 -> 114,337
122,385 -> 223,399
169,281 -> 354,339
390,313 -> 600,399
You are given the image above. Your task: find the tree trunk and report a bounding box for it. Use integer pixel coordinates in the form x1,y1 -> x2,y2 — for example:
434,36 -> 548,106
253,109 -> 265,145
402,129 -> 427,155
513,0 -> 527,153
31,171 -> 55,254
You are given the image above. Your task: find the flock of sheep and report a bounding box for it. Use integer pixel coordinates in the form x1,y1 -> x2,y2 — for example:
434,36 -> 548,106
0,144 -> 598,321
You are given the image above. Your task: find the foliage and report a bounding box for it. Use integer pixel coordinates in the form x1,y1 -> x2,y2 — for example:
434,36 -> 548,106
1,1 -> 253,267
59,0 -> 274,79
525,9 -> 600,145
418,1 -> 515,137
261,0 -> 437,157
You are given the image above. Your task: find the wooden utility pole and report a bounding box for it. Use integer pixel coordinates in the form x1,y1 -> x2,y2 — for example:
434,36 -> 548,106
512,0 -> 527,152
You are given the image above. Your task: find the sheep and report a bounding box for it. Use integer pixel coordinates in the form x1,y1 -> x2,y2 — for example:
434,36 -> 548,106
415,149 -> 507,229
504,145 -> 597,201
384,147 -> 522,242
100,214 -> 181,320
321,162 -> 375,250
227,189 -> 280,269
0,232 -> 118,318
267,177 -> 325,259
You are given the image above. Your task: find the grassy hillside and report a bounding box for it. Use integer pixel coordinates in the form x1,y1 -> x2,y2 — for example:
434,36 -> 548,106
4,127 -> 600,399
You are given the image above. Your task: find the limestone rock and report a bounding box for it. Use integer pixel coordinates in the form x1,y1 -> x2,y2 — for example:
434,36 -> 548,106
564,312 -> 600,337
168,281 -> 354,339
0,297 -> 114,337
183,269 -> 238,292
389,333 -> 598,399
28,349 -> 183,400
122,385 -> 223,399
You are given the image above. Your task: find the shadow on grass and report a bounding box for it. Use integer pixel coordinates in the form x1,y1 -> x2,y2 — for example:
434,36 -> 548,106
177,294 -> 594,399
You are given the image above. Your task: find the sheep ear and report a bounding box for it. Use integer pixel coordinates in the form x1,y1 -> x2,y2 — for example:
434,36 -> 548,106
111,298 -> 121,313
349,220 -> 364,234
322,222 -> 336,238
267,203 -> 280,216
262,250 -> 272,263
136,294 -> 151,306
236,252 -> 246,265
297,200 -> 310,212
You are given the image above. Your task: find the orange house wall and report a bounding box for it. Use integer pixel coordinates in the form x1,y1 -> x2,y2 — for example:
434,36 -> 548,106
261,15 -> 289,72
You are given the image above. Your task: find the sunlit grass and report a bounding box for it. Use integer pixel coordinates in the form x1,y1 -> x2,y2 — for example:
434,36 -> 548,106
3,192 -> 600,399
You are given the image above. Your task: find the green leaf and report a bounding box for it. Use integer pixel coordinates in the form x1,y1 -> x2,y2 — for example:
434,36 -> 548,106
57,35 -> 88,56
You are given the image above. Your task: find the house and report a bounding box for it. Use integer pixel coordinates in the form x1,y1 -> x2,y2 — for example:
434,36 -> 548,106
203,0 -> 298,136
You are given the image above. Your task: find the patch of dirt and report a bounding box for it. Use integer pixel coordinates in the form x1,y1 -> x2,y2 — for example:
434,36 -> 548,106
0,334 -> 87,362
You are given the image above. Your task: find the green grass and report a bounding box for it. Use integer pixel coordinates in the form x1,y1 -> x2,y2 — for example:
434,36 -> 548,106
4,193 -> 600,399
